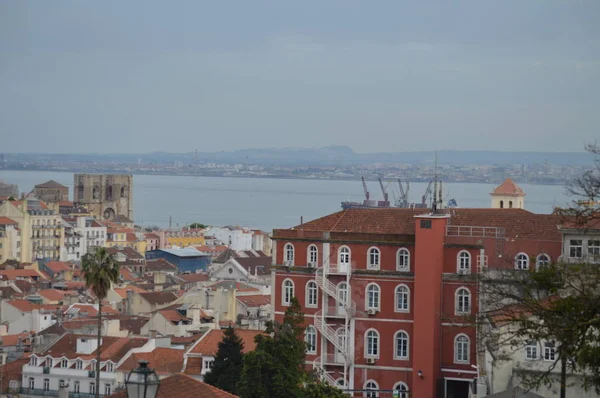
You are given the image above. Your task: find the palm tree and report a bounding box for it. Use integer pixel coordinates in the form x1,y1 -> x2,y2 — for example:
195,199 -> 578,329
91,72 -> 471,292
82,247 -> 120,398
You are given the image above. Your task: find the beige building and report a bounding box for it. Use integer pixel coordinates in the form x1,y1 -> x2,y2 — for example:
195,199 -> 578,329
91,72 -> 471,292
73,174 -> 133,221
124,290 -> 179,315
0,198 -> 64,262
0,217 -> 20,263
490,178 -> 525,209
32,180 -> 69,203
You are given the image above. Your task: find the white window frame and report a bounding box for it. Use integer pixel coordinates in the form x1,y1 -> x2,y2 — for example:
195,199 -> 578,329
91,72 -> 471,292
75,359 -> 83,370
396,248 -> 410,271
29,378 -> 35,390
589,239 -> 600,257
363,380 -> 379,398
305,326 -> 317,354
305,280 -> 318,308
282,279 -> 294,306
394,330 -> 409,360
43,378 -> 50,391
203,358 -> 214,370
525,341 -> 538,360
569,240 -> 583,258
30,356 -> 38,366
61,358 -> 68,368
544,341 -> 556,361
394,284 -> 410,313
90,382 -> 96,395
284,243 -> 294,264
365,329 -> 380,358
455,287 -> 471,315
106,361 -> 114,372
454,334 -> 470,364
104,384 -> 112,396
338,246 -> 351,266
367,247 -> 380,270
515,253 -> 529,270
536,253 -> 551,269
74,381 -> 80,393
457,250 -> 471,273
365,283 -> 381,310
307,245 -> 318,265
393,382 -> 409,398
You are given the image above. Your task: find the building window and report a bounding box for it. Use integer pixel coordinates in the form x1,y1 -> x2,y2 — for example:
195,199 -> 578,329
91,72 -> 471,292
570,240 -> 583,258
366,283 -> 380,310
420,219 -> 432,229
282,279 -> 294,306
30,356 -> 38,366
61,358 -> 68,368
515,253 -> 529,270
455,287 -> 471,315
306,281 -> 318,308
589,240 -> 600,257
500,200 -> 504,208
395,284 -> 410,313
46,357 -> 53,367
396,248 -> 410,271
367,247 -> 380,270
457,251 -> 471,273
74,381 -> 80,393
75,359 -> 83,370
544,341 -> 556,361
106,362 -> 114,372
105,384 -> 112,395
526,341 -> 538,360
393,382 -> 409,398
364,380 -> 379,398
536,253 -> 551,268
308,245 -> 318,265
337,282 -> 348,307
43,378 -> 50,391
305,326 -> 317,354
365,329 -> 379,357
394,331 -> 409,360
338,246 -> 350,266
203,359 -> 214,370
454,334 -> 470,363
284,243 -> 294,264
90,382 -> 96,395
29,378 -> 35,390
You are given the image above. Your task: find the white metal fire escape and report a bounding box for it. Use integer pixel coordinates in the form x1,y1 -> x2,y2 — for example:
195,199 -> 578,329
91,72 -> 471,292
313,255 -> 355,390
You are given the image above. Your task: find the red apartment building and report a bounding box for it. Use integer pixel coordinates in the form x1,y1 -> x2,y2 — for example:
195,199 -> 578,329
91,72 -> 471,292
271,207 -> 563,398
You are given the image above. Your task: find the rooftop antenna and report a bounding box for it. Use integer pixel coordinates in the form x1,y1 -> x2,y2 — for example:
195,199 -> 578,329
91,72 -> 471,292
432,152 -> 439,212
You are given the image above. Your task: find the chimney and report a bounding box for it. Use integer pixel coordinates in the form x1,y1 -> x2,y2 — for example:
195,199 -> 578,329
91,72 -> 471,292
126,290 -> 134,316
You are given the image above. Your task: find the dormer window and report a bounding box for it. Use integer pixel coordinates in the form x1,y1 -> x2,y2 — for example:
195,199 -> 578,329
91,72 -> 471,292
46,357 -> 53,367
75,360 -> 83,370
30,356 -> 38,366
106,362 -> 114,372
61,359 -> 68,368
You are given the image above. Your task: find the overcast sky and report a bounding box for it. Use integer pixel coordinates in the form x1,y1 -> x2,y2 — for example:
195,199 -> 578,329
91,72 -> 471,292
1,1 -> 598,154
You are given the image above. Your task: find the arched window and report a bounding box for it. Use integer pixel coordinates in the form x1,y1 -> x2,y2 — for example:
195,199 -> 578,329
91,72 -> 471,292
107,186 -> 113,200
121,186 -> 126,198
338,246 -> 350,266
454,334 -> 470,363
365,329 -> 379,357
305,281 -> 318,307
367,247 -> 380,270
515,253 -> 529,270
509,201 -> 513,208
536,253 -> 551,269
337,282 -> 348,307
457,251 -> 471,273
393,382 -> 409,398
284,243 -> 294,264
396,248 -> 410,271
395,284 -> 410,313
500,200 -> 504,208
305,326 -> 317,354
366,283 -> 380,310
282,279 -> 294,306
455,287 -> 471,315
92,186 -> 99,199
363,380 -> 379,398
394,331 -> 409,360
308,245 -> 318,265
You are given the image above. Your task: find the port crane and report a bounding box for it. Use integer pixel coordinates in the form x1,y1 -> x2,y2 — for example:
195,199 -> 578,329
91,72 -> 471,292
378,178 -> 389,203
362,176 -> 370,201
397,179 -> 409,208
421,180 -> 433,208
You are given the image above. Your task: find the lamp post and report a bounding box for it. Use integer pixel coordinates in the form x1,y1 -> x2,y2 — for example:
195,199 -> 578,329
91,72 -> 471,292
125,360 -> 160,398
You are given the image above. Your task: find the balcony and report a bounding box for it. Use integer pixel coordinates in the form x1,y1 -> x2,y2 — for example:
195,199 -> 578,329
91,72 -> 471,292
43,366 -> 50,374
20,388 -> 101,398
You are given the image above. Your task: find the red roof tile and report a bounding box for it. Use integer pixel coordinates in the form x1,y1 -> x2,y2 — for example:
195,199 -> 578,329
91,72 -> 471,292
118,347 -> 184,374
1,333 -> 31,347
113,286 -> 148,299
236,294 -> 270,307
45,261 -> 72,273
160,309 -> 191,324
0,217 -> 18,225
178,273 -> 209,283
491,178 -> 525,196
6,300 -> 40,312
108,373 -> 238,398
188,329 -> 264,357
38,289 -> 67,301
40,333 -> 147,361
0,269 -> 42,280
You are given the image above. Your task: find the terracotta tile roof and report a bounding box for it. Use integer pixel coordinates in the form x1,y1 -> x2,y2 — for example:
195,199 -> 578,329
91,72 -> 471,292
491,178 -> 525,196
113,316 -> 149,335
119,268 -> 137,281
118,347 -> 184,374
178,273 -> 209,283
40,333 -> 148,361
188,329 -> 264,357
236,294 -> 270,307
35,180 -> 67,189
214,248 -> 238,263
139,291 -> 178,306
6,299 -> 40,312
160,309 -> 191,324
125,233 -> 138,242
0,358 -> 29,394
63,281 -> 86,290
1,333 -> 31,347
171,334 -> 203,346
108,373 -> 238,398
0,216 -> 18,225
44,261 -> 72,273
207,281 -> 260,293
146,258 -> 177,272
114,286 -> 148,299
145,233 -> 160,240
235,257 -> 271,275
66,303 -> 120,317
58,200 -> 74,207
38,289 -> 68,301
0,269 -> 42,280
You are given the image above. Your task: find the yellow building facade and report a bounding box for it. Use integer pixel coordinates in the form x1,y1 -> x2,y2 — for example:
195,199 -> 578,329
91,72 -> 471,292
164,228 -> 205,248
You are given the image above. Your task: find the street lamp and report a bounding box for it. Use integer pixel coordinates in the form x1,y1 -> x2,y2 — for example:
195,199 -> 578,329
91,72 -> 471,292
125,360 -> 160,398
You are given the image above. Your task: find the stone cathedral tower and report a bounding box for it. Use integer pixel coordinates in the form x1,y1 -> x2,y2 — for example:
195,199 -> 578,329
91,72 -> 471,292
73,174 -> 133,221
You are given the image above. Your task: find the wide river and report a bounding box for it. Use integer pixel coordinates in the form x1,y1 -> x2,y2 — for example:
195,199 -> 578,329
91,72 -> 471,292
0,171 -> 571,232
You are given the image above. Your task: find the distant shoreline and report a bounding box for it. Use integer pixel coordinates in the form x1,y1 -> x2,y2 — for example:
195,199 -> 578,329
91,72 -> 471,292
0,166 -> 568,187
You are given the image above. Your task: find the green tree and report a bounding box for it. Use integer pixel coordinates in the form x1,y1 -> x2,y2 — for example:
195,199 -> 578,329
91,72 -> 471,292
204,327 -> 245,395
302,381 -> 349,398
82,247 -> 120,398
238,297 -> 307,398
189,222 -> 207,229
